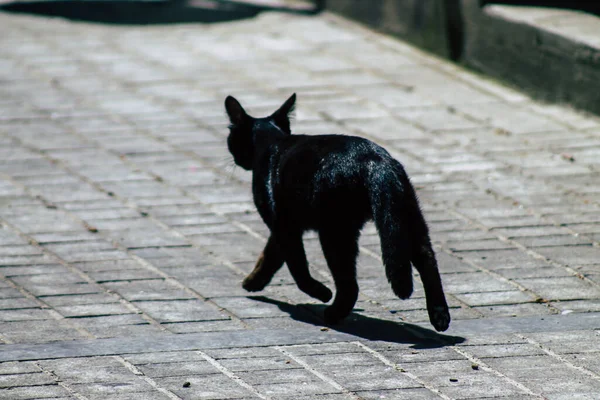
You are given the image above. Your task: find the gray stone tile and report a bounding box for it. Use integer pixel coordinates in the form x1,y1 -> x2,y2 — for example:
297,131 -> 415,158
133,300 -> 230,323
0,372 -> 56,388
0,384 -> 71,399
154,374 -> 252,399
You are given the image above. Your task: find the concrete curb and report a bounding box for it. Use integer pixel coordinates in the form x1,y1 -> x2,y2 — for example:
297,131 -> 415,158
462,2 -> 600,116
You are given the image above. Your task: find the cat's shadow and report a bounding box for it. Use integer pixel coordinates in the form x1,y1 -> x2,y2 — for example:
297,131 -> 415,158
0,0 -> 325,26
249,295 -> 465,349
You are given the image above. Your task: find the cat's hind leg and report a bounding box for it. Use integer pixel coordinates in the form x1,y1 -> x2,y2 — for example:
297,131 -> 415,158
319,226 -> 360,324
278,230 -> 332,303
243,235 -> 285,292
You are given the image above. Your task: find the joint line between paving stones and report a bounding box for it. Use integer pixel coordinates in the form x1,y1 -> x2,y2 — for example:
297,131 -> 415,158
35,361 -> 90,400
273,345 -> 364,400
198,350 -> 272,400
517,334 -> 600,383
450,345 -> 544,399
115,355 -> 184,400
353,341 -> 453,400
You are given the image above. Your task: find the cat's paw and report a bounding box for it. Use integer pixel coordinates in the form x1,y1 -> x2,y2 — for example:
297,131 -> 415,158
242,275 -> 269,292
391,279 -> 413,300
323,306 -> 346,324
429,305 -> 451,332
310,283 -> 333,303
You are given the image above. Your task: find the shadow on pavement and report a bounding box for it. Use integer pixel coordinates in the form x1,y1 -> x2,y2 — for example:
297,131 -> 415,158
249,296 -> 465,349
0,0 -> 323,25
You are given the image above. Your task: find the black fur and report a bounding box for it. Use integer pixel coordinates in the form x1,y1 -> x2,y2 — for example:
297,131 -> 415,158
225,94 -> 451,332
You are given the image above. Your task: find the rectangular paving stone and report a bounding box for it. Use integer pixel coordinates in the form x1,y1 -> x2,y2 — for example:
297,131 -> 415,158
0,246 -> 42,256
0,361 -> 39,375
437,377 -> 529,399
217,356 -> 300,373
514,276 -> 600,300
474,303 -> 555,318
0,308 -> 54,322
0,298 -> 41,315
255,380 -> 340,397
41,293 -> 120,307
0,384 -> 71,399
56,303 -> 134,318
356,388 -> 441,400
290,352 -> 379,369
237,368 -> 320,385
439,272 -> 515,293
0,254 -> 59,266
329,365 -> 421,391
454,290 -> 535,306
12,281 -> 101,298
515,235 -> 593,248
133,300 -> 230,323
536,246 -> 600,265
211,297 -> 294,319
137,361 -> 218,378
88,269 -> 162,283
0,372 -> 56,388
377,347 -> 465,364
74,259 -> 143,273
0,319 -> 87,344
1,264 -> 70,278
69,379 -> 154,397
104,280 -> 194,302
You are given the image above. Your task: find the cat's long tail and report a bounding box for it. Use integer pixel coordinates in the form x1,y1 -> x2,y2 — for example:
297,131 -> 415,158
369,160 -> 451,332
368,161 -> 421,300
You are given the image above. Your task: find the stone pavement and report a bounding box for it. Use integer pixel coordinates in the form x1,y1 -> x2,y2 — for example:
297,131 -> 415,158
1,2 -> 600,399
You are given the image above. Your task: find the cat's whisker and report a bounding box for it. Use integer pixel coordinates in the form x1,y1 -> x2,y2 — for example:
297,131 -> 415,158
215,155 -> 235,168
227,164 -> 238,182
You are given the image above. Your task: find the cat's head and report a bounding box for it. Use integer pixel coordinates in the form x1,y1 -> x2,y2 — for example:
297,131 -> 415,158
225,93 -> 296,170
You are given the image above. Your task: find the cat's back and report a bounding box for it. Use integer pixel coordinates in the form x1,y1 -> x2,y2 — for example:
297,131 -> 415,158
280,134 -> 392,173
273,134 -> 400,225
277,133 -> 395,193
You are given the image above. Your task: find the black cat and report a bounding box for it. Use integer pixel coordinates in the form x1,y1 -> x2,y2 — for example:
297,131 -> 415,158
225,94 -> 450,332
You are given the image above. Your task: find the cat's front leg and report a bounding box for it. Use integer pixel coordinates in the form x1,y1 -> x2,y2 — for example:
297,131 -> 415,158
278,230 -> 332,303
243,235 -> 285,292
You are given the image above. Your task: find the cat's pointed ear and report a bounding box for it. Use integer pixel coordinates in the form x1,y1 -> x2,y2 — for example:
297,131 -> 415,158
271,93 -> 296,134
225,96 -> 248,126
